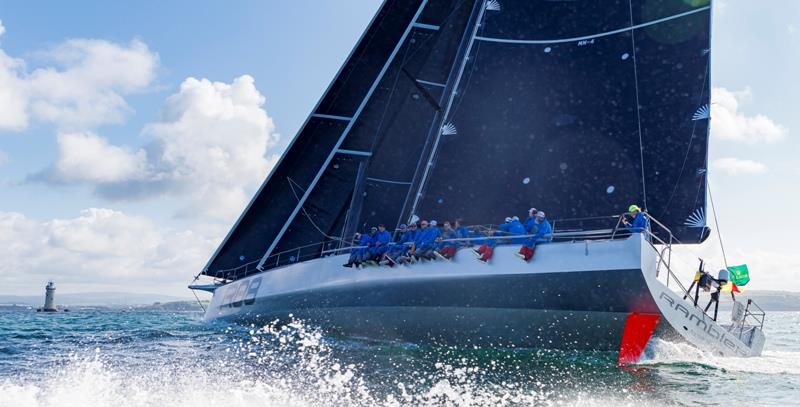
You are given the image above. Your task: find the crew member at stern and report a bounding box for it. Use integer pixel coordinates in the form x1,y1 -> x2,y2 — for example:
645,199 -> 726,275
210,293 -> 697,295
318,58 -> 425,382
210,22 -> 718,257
623,204 -> 648,233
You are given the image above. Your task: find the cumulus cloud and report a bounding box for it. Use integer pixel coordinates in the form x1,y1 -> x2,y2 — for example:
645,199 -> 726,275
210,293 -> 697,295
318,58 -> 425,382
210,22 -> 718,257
711,157 -> 768,176
0,44 -> 28,130
711,87 -> 788,144
44,75 -> 279,221
140,75 -> 279,219
0,209 -> 221,294
52,132 -> 147,182
0,26 -> 158,132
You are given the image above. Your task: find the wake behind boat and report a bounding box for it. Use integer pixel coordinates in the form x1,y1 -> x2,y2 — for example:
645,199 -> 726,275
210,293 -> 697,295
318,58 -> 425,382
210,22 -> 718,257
190,0 -> 766,363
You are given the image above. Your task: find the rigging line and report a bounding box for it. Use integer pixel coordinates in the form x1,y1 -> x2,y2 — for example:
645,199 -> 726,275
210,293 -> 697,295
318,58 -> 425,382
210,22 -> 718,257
707,177 -> 729,269
190,286 -> 207,313
286,177 -> 345,242
659,58 -> 711,217
628,0 -> 648,210
474,5 -> 710,45
449,32 -> 483,118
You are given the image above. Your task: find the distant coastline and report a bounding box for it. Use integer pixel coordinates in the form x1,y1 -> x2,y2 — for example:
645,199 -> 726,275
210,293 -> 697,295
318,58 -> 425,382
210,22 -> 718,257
1,290 -> 799,311
0,291 -> 207,308
0,300 -> 208,312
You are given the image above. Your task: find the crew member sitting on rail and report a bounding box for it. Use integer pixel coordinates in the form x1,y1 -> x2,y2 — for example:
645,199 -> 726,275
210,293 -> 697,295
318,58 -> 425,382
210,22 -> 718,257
343,232 -> 371,268
383,223 -> 414,266
508,216 -> 527,244
524,208 -> 538,233
360,226 -> 380,265
404,220 -> 428,262
454,219 -> 470,246
369,224 -> 392,261
435,221 -> 458,260
472,228 -> 498,264
623,204 -> 648,233
498,217 -> 513,234
417,220 -> 442,260
516,211 -> 552,262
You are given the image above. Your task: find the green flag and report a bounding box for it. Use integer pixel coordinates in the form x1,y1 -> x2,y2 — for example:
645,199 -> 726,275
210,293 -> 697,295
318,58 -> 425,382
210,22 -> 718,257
728,264 -> 750,286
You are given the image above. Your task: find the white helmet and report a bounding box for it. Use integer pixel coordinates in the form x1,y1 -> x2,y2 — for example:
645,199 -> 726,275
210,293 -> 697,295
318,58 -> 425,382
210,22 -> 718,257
536,211 -> 546,218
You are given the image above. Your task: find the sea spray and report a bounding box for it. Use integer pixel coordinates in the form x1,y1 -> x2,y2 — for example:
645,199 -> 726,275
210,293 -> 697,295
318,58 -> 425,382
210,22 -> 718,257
3,310 -> 798,406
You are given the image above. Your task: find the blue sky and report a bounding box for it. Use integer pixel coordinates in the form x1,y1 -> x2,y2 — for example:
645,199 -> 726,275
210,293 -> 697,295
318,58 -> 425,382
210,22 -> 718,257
0,1 -> 798,295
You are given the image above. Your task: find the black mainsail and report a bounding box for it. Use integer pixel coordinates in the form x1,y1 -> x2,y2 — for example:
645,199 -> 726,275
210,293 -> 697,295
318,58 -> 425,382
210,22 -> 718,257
203,0 -> 712,279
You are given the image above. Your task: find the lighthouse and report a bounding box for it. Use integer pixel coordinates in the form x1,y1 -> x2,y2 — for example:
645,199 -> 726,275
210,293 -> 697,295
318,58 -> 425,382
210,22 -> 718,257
41,281 -> 57,312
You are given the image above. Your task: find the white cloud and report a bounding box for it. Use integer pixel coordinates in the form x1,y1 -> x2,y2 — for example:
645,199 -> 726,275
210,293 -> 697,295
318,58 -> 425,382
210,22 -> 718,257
0,149 -> 8,166
711,157 -> 768,176
140,75 -> 279,219
789,25 -> 797,35
0,19 -> 5,38
0,209 -> 221,295
0,25 -> 158,132
711,87 -> 788,144
0,46 -> 28,130
53,132 -> 147,182
44,75 -> 280,221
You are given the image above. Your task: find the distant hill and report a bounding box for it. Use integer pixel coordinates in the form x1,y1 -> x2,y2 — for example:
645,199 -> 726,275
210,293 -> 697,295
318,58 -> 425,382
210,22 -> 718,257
0,292 -> 194,307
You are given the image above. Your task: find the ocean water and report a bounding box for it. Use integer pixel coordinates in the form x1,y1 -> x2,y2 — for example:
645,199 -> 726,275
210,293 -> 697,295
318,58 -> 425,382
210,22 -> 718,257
0,310 -> 798,407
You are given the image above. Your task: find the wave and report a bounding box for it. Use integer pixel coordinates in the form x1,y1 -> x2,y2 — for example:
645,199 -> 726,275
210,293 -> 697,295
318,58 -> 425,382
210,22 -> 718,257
0,319 -> 660,407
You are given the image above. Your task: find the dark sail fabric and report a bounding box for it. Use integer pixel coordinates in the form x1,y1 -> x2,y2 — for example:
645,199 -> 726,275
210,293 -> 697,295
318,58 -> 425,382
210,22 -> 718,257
204,0 -> 712,279
204,0 -> 481,277
410,0 -> 712,244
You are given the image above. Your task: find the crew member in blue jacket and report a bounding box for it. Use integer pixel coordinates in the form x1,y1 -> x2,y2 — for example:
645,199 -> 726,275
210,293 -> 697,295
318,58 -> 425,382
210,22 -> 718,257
454,219 -> 470,244
524,208 -> 538,233
623,205 -> 648,233
516,211 -> 552,262
508,216 -> 527,244
498,217 -> 513,234
343,231 -> 372,268
368,224 -> 392,262
405,220 -> 429,262
435,221 -> 459,260
384,223 -> 415,265
417,220 -> 442,260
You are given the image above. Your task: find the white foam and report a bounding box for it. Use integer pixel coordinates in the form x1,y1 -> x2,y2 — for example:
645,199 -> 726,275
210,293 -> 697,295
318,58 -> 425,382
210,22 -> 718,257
0,320 -> 658,407
641,338 -> 800,375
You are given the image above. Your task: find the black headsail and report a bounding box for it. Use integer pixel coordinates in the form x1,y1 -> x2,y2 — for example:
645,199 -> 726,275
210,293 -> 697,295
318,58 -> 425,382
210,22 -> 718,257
204,0 -> 712,279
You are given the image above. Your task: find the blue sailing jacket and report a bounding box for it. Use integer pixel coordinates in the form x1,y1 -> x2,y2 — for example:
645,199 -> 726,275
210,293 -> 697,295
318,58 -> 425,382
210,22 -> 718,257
626,212 -> 648,233
373,230 -> 393,254
508,219 -> 527,244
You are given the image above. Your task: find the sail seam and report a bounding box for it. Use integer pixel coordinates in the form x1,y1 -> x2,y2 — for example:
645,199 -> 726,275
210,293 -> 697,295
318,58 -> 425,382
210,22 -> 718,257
474,5 -> 709,45
628,0 -> 647,210
256,0 -> 431,270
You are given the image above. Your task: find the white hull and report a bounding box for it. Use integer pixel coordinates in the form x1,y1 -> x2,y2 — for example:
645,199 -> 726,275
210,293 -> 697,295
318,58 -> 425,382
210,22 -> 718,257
199,234 -> 764,358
